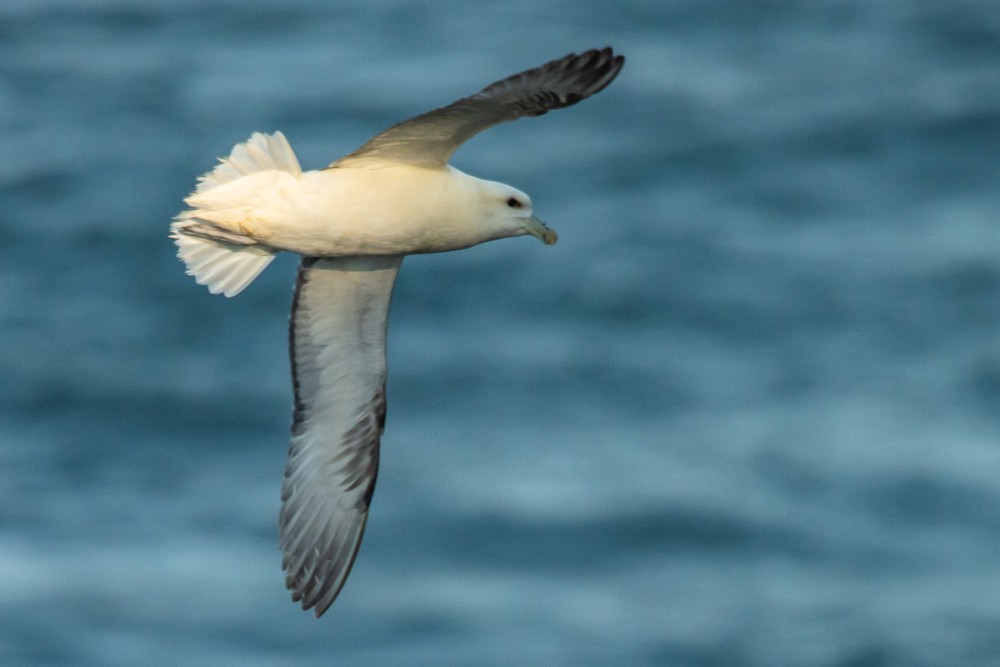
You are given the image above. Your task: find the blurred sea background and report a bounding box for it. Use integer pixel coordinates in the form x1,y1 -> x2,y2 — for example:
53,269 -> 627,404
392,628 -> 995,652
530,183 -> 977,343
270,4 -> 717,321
3,1 -> 1000,665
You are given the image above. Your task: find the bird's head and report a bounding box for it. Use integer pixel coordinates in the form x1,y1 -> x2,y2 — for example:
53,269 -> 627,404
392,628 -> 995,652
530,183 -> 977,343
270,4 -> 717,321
476,180 -> 557,245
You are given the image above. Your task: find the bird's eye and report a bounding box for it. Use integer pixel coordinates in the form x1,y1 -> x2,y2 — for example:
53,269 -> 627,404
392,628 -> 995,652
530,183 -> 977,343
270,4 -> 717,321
506,197 -> 523,209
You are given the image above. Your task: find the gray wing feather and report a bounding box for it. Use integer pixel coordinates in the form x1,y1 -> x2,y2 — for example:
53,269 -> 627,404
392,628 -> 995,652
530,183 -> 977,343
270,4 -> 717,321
335,47 -> 625,168
280,255 -> 402,617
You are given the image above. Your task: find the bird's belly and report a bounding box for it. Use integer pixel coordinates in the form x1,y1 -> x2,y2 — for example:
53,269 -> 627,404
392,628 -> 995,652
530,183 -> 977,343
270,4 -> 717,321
256,207 -> 469,256
249,170 -> 481,257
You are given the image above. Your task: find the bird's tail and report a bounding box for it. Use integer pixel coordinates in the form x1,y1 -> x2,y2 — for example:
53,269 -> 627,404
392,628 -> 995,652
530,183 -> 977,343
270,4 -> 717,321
170,132 -> 302,297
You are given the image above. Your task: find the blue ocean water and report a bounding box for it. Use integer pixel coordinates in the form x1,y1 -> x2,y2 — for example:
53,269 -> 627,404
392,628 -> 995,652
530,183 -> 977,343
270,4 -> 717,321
2,0 -> 1000,664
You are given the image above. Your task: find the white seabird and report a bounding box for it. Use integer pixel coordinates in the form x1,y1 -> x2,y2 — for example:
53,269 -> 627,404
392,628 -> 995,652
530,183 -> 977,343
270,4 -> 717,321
171,47 -> 625,617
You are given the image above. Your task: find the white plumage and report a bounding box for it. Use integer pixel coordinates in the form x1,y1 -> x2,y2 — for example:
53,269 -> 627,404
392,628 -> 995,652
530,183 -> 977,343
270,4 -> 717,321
171,48 -> 624,616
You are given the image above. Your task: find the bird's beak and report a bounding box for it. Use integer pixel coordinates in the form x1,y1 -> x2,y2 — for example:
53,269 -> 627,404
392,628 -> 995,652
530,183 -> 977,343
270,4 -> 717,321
524,215 -> 558,245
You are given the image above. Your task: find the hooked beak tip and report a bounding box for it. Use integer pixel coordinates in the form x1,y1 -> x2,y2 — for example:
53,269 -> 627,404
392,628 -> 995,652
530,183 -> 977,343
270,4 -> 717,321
526,215 -> 558,245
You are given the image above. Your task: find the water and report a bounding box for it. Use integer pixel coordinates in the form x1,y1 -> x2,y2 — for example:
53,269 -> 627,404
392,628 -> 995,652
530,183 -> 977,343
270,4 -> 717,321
2,1 -> 1000,664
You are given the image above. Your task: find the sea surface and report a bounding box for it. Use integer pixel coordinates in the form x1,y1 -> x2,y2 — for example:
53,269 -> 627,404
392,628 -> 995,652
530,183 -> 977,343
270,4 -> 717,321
2,1 -> 1000,665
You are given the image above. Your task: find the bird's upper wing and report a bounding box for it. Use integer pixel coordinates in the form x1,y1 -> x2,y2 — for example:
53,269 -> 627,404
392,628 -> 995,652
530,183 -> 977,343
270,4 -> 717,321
280,255 -> 402,617
334,47 -> 625,169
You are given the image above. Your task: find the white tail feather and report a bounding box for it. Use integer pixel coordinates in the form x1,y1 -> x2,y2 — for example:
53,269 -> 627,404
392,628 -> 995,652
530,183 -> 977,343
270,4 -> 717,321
173,131 -> 301,297
196,131 -> 301,193
171,229 -> 275,297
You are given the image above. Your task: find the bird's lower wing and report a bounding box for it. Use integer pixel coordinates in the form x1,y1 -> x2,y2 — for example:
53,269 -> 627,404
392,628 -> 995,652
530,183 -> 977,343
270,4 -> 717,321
280,255 -> 402,617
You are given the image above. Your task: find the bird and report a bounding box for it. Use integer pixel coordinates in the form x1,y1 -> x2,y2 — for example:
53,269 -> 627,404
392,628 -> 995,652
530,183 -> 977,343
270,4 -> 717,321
170,47 -> 625,617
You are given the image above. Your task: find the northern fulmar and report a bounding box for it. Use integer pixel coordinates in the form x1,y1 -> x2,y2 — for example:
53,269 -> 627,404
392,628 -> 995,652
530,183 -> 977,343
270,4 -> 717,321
171,48 -> 625,617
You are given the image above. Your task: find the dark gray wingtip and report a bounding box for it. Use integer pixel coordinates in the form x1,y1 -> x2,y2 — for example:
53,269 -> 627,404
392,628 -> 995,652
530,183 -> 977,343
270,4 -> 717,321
572,47 -> 625,105
482,46 -> 625,117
